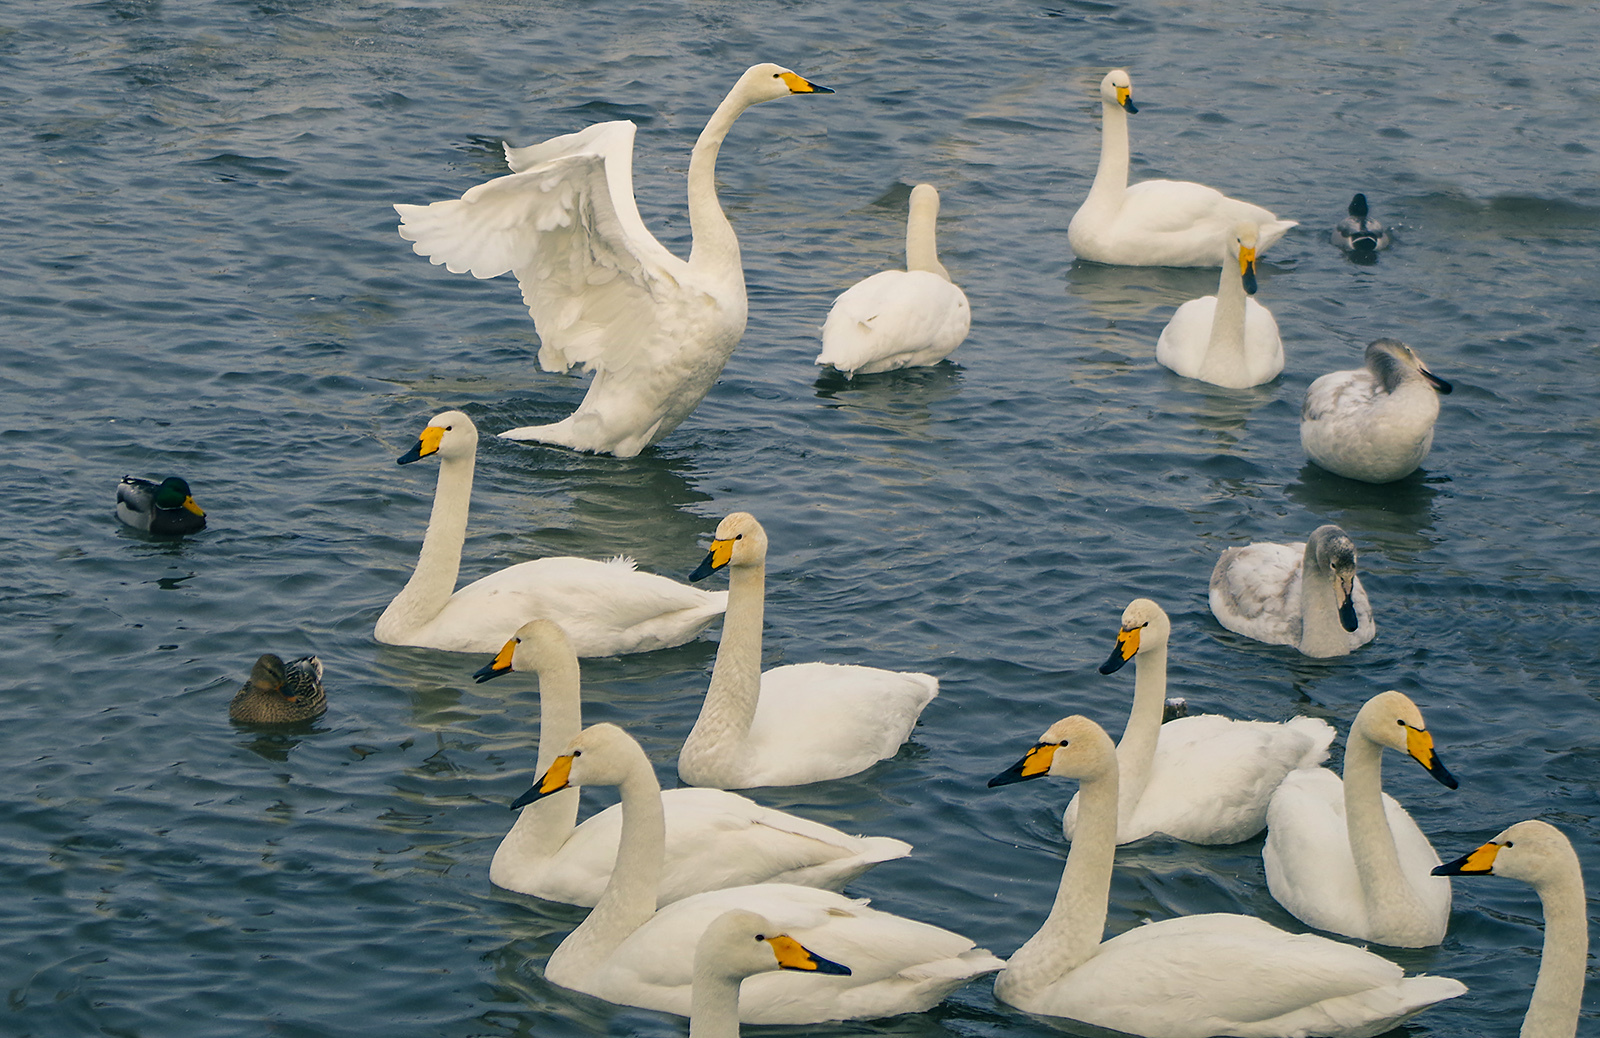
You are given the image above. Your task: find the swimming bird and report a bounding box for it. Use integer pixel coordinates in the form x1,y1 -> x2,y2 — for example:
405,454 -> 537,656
1264,691 -> 1458,947
374,410 -> 726,655
1155,222 -> 1284,387
1333,193 -> 1391,254
1209,524 -> 1376,657
395,64 -> 833,458
1434,820 -> 1587,1038
1067,69 -> 1297,267
815,184 -> 970,376
115,476 -> 206,535
1301,338 -> 1453,483
988,715 -> 1466,1037
228,654 -> 326,724
476,619 -> 910,907
689,910 -> 851,1038
520,722 -> 1004,1023
679,512 -> 938,788
1060,599 -> 1333,845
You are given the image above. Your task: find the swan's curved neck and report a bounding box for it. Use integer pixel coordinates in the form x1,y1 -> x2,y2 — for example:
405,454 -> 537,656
1342,731 -> 1430,929
1197,261 -> 1248,384
1001,765 -> 1118,998
491,652 -> 584,878
688,967 -> 744,1038
687,88 -> 752,276
378,451 -> 471,635
1522,863 -> 1587,1038
1115,642 -> 1168,819
905,201 -> 948,279
1084,99 -> 1130,210
683,561 -> 765,769
1297,557 -> 1347,657
557,755 -> 666,971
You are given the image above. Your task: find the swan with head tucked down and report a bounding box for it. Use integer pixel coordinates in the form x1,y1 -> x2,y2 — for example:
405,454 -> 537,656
476,620 -> 910,907
689,910 -> 852,1038
1210,523 -> 1376,657
1433,820 -> 1588,1038
1068,69 -> 1297,268
1060,599 -> 1333,845
815,184 -> 971,377
395,65 -> 833,458
679,512 -> 939,789
520,722 -> 1004,1023
1263,691 -> 1459,948
988,715 -> 1466,1038
374,411 -> 726,655
1155,223 -> 1284,388
1302,338 -> 1453,483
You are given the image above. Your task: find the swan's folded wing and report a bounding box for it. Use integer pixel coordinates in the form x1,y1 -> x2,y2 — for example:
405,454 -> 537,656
1302,370 -> 1380,422
395,121 -> 689,374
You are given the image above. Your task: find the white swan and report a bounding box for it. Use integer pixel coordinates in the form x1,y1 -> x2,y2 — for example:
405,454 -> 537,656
477,620 -> 910,907
689,910 -> 852,1038
1433,820 -> 1588,1038
1302,338 -> 1454,483
1333,194 -> 1391,254
520,722 -> 1004,1023
1209,523 -> 1376,657
394,65 -> 832,458
1263,691 -> 1459,948
815,184 -> 971,377
679,512 -> 938,789
988,715 -> 1466,1038
374,411 -> 727,655
1067,69 -> 1297,267
1060,599 -> 1333,845
1155,222 -> 1285,388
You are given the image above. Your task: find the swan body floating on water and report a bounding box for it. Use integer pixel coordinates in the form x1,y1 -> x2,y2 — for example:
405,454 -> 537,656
988,715 -> 1466,1037
476,620 -> 909,907
1434,820 -> 1587,1038
374,411 -> 726,655
228,654 -> 326,724
1067,69 -> 1297,267
522,722 -> 1004,1023
679,512 -> 938,789
1209,523 -> 1376,657
815,184 -> 970,376
1302,338 -> 1453,483
1155,222 -> 1284,387
1264,691 -> 1458,947
395,65 -> 832,458
689,910 -> 852,1038
116,476 -> 206,535
1333,193 -> 1391,254
1060,599 -> 1333,845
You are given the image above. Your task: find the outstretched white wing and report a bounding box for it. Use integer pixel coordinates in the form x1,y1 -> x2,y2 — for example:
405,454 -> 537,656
395,120 -> 690,374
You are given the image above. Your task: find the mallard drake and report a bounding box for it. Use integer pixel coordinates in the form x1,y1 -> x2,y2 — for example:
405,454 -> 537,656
116,476 -> 206,535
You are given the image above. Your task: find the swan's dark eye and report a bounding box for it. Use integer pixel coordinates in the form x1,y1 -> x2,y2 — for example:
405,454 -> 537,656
755,933 -> 767,941
771,73 -> 780,79
1396,719 -> 1405,726
735,534 -> 743,540
1504,841 -> 1514,848
571,750 -> 582,758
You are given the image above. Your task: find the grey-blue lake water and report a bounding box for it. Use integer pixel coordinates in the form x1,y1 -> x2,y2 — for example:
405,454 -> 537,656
2,1 -> 1597,1036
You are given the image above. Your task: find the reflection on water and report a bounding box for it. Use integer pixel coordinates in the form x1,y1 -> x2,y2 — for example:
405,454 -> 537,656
1285,463 -> 1442,555
1065,259 -> 1211,325
813,363 -> 965,442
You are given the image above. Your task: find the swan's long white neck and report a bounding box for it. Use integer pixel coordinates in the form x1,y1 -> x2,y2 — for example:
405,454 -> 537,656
1197,259 -> 1249,385
1521,860 -> 1587,1038
489,651 -> 583,882
905,195 -> 949,280
1115,641 -> 1167,822
682,559 -> 765,775
688,966 -> 746,1038
686,87 -> 752,278
1084,97 -> 1130,212
1296,554 -> 1347,658
999,764 -> 1118,999
1342,729 -> 1435,931
376,450 -> 471,636
554,753 -> 666,973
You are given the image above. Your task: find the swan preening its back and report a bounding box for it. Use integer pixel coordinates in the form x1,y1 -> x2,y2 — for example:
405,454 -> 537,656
1302,338 -> 1453,483
815,183 -> 971,376
374,410 -> 726,655
476,620 -> 910,907
1068,69 -> 1297,267
988,715 -> 1465,1038
1209,523 -> 1376,657
396,64 -> 832,458
1155,222 -> 1286,388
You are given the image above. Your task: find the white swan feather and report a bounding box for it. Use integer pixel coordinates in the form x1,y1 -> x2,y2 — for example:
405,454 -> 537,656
1301,338 -> 1453,483
1156,222 -> 1284,388
1209,524 -> 1375,657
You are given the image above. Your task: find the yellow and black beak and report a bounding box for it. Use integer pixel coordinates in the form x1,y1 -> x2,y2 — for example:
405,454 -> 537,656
1239,244 -> 1258,295
765,934 -> 851,976
780,71 -> 834,95
473,637 -> 518,684
1117,85 -> 1137,113
1099,625 -> 1141,675
1432,839 -> 1498,877
1404,725 -> 1459,790
988,742 -> 1058,788
689,537 -> 735,581
397,425 -> 445,466
510,753 -> 574,810
182,496 -> 207,517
